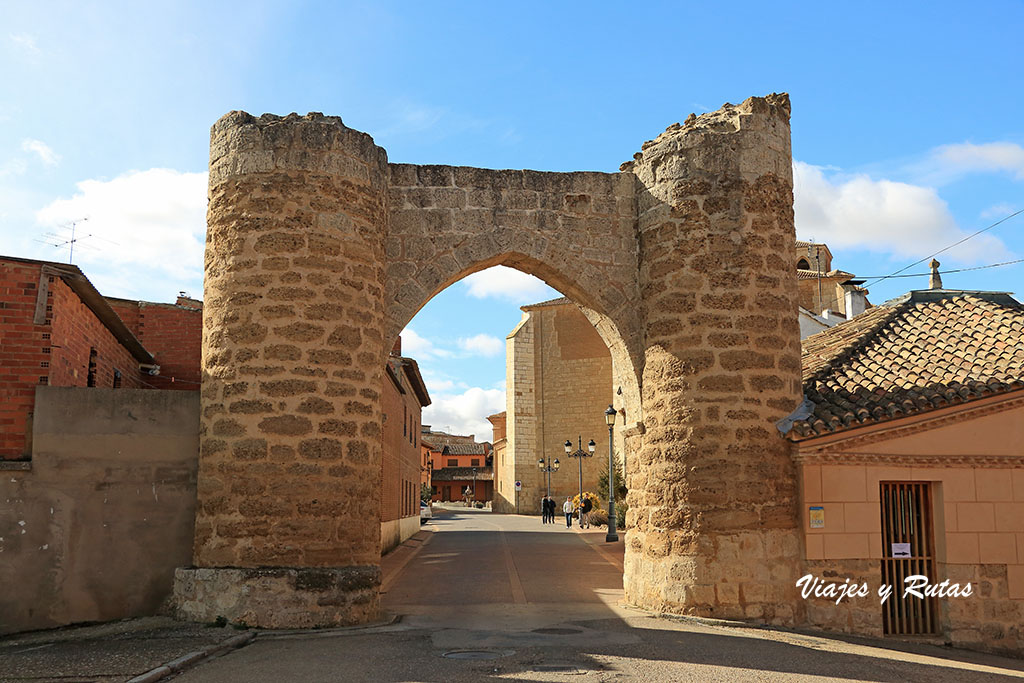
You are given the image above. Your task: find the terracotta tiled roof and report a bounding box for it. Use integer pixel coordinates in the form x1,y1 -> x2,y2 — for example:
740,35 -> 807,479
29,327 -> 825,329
790,290 -> 1024,438
441,443 -> 490,455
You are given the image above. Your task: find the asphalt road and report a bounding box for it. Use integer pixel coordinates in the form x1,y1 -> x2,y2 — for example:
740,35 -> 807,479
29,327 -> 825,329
172,506 -> 1024,682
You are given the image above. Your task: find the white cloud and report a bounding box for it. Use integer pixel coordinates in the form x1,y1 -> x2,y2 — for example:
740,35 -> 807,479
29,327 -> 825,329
458,333 -> 504,357
981,202 -> 1018,220
793,161 -> 1009,264
21,139 -> 59,166
934,142 -> 1024,181
462,265 -> 558,302
399,328 -> 454,360
9,33 -> 39,55
422,386 -> 505,442
34,168 -> 207,297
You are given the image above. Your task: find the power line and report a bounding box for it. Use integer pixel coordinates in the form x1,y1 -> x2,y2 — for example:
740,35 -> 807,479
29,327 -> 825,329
858,257 -> 1024,280
862,207 -> 1024,288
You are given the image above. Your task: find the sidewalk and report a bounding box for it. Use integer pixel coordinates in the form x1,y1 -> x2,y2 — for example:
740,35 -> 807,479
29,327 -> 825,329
0,617 -> 252,683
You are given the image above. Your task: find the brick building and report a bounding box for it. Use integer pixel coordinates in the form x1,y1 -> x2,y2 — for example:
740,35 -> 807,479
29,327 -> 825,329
795,241 -> 870,321
0,256 -> 202,459
106,294 -> 203,390
422,427 -> 492,503
381,341 -> 430,552
2,255 -> 431,555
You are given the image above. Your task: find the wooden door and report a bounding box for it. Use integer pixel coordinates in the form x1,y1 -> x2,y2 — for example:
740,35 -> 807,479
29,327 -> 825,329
880,481 -> 938,635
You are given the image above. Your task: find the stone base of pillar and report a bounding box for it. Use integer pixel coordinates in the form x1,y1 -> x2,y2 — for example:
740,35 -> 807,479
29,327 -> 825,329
173,566 -> 380,629
624,529 -> 803,626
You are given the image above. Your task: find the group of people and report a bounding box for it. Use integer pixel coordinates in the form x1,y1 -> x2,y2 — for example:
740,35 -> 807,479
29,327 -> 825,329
539,494 -> 593,528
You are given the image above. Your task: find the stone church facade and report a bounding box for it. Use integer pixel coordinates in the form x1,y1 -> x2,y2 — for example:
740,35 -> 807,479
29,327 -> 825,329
494,297 -> 615,515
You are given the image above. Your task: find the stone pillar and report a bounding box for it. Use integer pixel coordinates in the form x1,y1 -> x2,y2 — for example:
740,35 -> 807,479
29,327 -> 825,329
174,112 -> 389,628
623,94 -> 803,624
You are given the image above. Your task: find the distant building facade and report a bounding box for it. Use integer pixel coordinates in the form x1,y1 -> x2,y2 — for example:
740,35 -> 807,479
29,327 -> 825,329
795,241 -> 869,322
422,427 -> 492,503
494,297 -> 613,514
381,339 -> 430,552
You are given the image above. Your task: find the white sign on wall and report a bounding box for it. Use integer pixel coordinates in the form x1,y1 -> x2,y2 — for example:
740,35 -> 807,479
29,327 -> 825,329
514,480 -> 522,491
891,543 -> 912,558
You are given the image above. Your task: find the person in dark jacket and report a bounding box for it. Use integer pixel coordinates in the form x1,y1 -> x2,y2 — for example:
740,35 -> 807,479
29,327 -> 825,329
580,496 -> 593,529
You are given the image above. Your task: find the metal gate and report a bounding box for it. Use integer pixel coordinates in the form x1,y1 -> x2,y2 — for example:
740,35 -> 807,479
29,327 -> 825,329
880,481 -> 938,635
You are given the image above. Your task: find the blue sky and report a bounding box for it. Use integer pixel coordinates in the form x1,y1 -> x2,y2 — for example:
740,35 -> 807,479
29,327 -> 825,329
2,1 -> 1022,438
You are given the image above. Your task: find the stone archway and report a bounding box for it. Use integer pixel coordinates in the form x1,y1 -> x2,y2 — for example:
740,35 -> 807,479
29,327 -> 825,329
174,94 -> 804,628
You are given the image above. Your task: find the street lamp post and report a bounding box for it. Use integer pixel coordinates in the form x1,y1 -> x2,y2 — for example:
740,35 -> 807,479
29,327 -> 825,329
537,456 -> 560,499
472,467 -> 477,502
604,405 -> 619,542
564,436 -> 595,521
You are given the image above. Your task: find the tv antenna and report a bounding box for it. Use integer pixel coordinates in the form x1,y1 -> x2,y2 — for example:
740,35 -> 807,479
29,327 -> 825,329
34,218 -> 117,263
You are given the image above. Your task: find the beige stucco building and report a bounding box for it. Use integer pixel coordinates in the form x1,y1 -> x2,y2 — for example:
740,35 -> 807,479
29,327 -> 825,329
787,287 -> 1024,654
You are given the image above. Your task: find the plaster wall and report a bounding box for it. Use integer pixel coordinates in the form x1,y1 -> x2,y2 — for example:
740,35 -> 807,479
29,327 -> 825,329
797,396 -> 1024,654
0,387 -> 198,635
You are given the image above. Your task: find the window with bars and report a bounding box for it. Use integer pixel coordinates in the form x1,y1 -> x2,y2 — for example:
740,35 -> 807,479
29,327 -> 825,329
87,348 -> 98,387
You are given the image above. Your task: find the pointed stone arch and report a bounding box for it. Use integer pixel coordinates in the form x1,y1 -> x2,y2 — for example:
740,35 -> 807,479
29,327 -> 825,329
177,94 -> 805,629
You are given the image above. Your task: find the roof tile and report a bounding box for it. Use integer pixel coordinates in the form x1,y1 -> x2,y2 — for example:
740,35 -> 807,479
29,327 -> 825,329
792,291 -> 1024,438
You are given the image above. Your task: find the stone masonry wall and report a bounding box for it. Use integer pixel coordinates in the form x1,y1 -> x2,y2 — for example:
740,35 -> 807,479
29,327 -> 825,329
188,94 -> 803,628
184,112 -> 391,626
624,94 -> 804,623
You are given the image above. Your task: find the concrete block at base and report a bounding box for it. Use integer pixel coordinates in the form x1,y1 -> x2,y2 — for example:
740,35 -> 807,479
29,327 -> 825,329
173,566 -> 380,628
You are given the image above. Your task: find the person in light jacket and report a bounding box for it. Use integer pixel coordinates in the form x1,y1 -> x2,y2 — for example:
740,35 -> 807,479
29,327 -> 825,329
563,497 -> 574,528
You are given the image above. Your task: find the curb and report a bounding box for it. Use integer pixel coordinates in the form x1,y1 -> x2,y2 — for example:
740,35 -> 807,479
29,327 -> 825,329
126,631 -> 255,683
259,613 -> 403,639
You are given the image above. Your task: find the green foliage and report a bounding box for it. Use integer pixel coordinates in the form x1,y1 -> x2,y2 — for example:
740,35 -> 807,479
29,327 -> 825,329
597,458 -> 627,504
615,501 -> 628,530
420,482 -> 431,503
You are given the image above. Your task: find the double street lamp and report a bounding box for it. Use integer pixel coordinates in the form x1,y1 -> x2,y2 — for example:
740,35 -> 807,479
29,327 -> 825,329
537,456 -> 560,499
564,436 -> 595,522
604,405 -> 619,542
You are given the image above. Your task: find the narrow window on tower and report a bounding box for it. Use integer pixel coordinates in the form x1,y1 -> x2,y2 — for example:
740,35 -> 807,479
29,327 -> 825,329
113,369 -> 122,389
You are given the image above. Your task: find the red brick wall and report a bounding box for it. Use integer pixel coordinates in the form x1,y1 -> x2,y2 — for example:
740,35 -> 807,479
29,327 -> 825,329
48,278 -> 145,391
106,298 -> 202,390
0,261 -> 50,458
381,364 -> 424,524
0,261 -> 156,459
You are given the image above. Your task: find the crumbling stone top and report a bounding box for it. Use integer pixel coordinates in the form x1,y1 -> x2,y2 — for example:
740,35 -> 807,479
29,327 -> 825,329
620,92 -> 791,172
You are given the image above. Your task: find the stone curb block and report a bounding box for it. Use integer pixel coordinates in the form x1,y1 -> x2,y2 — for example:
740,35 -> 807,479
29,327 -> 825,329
125,631 -> 255,683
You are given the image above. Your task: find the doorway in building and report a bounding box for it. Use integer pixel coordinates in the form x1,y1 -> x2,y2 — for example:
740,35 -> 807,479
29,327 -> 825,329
880,481 -> 938,636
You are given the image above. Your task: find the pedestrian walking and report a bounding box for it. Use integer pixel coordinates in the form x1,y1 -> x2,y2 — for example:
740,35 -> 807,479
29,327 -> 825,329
563,497 -> 574,528
540,495 -> 549,523
544,495 -> 554,523
581,495 -> 593,529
